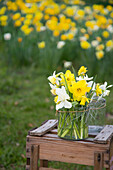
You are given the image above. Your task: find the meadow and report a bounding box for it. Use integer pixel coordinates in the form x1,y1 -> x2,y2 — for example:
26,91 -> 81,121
0,0 -> 113,169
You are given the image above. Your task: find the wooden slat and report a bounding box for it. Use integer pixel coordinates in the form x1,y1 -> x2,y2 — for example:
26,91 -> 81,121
30,145 -> 39,170
94,125 -> 113,144
30,120 -> 58,136
94,152 -> 104,170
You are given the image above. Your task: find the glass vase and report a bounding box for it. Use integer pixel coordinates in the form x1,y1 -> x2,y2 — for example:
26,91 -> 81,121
57,107 -> 89,140
88,97 -> 106,133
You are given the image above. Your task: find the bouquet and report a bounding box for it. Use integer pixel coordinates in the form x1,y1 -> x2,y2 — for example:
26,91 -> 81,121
48,66 -> 112,140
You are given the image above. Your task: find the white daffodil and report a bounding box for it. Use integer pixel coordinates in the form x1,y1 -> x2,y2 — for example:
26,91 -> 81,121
4,33 -> 11,40
57,41 -> 65,49
55,86 -> 72,110
76,74 -> 93,81
49,83 -> 57,95
91,40 -> 99,47
100,82 -> 112,97
87,81 -> 96,90
48,71 -> 61,85
64,61 -> 72,68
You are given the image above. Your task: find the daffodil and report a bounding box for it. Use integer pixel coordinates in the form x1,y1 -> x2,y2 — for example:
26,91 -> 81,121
76,74 -> 93,81
69,80 -> 91,101
48,71 -> 61,86
100,82 -> 113,97
80,96 -> 89,106
78,66 -> 87,76
60,70 -> 75,86
95,84 -> 102,96
55,86 -> 72,110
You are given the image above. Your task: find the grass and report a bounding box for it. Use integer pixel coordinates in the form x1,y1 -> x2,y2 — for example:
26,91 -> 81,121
0,63 -> 113,170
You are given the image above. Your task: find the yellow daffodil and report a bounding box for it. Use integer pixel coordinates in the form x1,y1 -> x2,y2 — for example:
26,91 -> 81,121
102,31 -> 109,38
78,66 -> 87,76
80,41 -> 91,49
96,51 -> 104,60
60,70 -> 75,86
12,13 -> 21,20
69,80 -> 91,101
96,84 -> 102,96
80,96 -> 89,106
38,41 -> 45,49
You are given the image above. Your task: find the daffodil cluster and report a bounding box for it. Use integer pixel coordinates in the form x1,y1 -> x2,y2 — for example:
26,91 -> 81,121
48,66 -> 112,110
0,0 -> 113,59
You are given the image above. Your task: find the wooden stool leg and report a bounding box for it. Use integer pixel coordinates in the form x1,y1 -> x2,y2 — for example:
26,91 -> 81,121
94,152 -> 104,170
40,160 -> 48,168
30,145 -> 39,170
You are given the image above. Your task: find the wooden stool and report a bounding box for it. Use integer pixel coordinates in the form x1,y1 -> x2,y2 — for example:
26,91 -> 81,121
26,120 -> 113,170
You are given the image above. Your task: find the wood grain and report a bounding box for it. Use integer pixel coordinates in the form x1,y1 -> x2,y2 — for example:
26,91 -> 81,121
30,120 -> 58,136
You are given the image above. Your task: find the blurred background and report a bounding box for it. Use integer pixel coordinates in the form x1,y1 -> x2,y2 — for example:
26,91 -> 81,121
0,0 -> 113,169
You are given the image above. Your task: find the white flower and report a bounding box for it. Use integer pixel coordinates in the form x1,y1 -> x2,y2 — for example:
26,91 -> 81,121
55,86 -> 72,110
100,82 -> 112,97
79,36 -> 87,41
91,40 -> 99,47
107,25 -> 113,33
93,25 -> 99,31
4,33 -> 11,40
49,83 -> 57,95
48,71 -> 61,85
57,41 -> 65,49
64,61 -> 72,68
76,74 -> 93,81
40,26 -> 46,32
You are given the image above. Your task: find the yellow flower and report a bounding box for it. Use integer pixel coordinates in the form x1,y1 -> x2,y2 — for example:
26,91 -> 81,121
18,37 -> 22,43
77,10 -> 85,18
80,96 -> 89,106
54,96 -> 58,103
0,15 -> 8,22
78,66 -> 87,76
21,25 -> 28,31
110,12 -> 113,18
53,30 -> 60,37
0,7 -> 6,15
96,44 -> 104,51
67,33 -> 74,40
44,14 -> 50,20
106,40 -> 113,47
12,13 -> 21,20
61,34 -> 67,41
96,36 -> 102,42
0,21 -> 7,26
69,80 -> 91,101
106,5 -> 113,11
80,41 -> 91,49
23,27 -> 33,35
14,20 -> 21,27
102,31 -> 109,38
96,84 -> 102,96
96,51 -> 104,60
80,28 -> 86,33
61,70 -> 75,86
38,41 -> 45,48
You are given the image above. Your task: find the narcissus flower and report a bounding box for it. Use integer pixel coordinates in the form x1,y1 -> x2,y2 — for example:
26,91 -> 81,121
55,86 -> 72,110
69,80 -> 91,101
96,51 -> 104,60
48,71 -> 61,85
96,84 -> 102,96
38,41 -> 45,49
102,31 -> 109,38
80,41 -> 91,49
78,66 -> 87,76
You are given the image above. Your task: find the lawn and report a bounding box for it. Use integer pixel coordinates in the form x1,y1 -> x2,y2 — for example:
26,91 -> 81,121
0,63 -> 113,169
